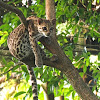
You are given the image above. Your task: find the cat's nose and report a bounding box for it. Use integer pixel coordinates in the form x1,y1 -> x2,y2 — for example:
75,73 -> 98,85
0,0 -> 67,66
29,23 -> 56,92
47,32 -> 50,36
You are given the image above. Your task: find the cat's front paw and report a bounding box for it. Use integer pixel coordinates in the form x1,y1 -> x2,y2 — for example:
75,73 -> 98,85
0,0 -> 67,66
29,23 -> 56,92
45,37 -> 51,44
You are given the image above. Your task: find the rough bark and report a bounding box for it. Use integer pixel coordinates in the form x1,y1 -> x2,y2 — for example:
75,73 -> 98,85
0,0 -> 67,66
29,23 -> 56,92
45,0 -> 56,37
0,1 -> 99,100
0,49 -> 12,56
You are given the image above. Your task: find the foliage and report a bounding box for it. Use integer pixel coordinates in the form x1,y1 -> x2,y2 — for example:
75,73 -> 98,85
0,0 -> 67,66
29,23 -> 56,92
0,31 -> 8,46
0,0 -> 100,100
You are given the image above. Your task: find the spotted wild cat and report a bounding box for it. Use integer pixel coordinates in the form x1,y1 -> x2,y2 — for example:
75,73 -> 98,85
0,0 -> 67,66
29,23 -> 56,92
7,16 -> 55,100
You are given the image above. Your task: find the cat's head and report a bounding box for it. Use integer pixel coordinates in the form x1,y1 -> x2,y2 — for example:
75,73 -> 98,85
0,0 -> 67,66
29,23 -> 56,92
37,18 -> 56,37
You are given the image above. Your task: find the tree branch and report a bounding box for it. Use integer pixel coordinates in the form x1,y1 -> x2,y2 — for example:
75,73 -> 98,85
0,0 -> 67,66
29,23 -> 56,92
0,1 -> 28,29
0,49 -> 12,56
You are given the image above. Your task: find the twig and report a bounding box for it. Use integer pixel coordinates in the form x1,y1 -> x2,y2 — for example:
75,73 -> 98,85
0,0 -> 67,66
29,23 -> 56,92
0,62 -> 23,77
0,1 -> 28,29
79,0 -> 87,8
0,49 -> 12,56
78,20 -> 100,34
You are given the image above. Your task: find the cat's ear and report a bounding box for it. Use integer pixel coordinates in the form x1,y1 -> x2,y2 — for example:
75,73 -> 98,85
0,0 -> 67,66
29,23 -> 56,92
37,18 -> 43,25
51,19 -> 56,25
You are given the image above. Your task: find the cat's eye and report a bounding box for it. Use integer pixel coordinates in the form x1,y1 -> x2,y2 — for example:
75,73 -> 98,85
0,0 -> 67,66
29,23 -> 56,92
50,27 -> 53,32
42,27 -> 47,31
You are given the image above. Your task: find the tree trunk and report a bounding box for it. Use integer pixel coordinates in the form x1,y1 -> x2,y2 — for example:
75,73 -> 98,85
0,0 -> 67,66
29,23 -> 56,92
44,0 -> 100,100
45,0 -> 56,37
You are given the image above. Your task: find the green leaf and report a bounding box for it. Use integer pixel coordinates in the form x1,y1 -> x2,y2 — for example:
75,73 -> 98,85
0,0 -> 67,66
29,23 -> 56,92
23,94 -> 28,100
7,72 -> 10,79
14,91 -> 26,97
0,31 -> 8,46
79,72 -> 84,77
79,22 -> 84,26
72,91 -> 75,99
97,0 -> 100,4
75,16 -> 79,23
27,86 -> 32,97
98,52 -> 100,61
83,65 -> 87,73
2,57 -> 7,65
39,91 -> 44,100
12,65 -> 20,71
21,65 -> 28,73
27,86 -> 32,93
26,74 -> 30,82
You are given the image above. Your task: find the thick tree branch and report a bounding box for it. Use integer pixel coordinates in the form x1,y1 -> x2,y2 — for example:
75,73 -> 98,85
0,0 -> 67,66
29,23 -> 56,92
0,49 -> 57,69
0,49 -> 12,56
0,1 -> 28,29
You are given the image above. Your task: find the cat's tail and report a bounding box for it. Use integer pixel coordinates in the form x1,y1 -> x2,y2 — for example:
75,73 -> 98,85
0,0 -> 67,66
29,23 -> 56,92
27,65 -> 38,100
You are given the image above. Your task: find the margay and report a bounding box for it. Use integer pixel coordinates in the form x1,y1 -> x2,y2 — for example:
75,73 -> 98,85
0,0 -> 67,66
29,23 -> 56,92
7,16 -> 55,100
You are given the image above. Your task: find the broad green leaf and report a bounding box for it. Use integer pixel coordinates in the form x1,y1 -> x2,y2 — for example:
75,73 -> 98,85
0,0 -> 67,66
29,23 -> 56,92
75,16 -> 79,23
39,91 -> 44,100
83,65 -> 87,73
79,72 -> 84,77
26,74 -> 30,82
14,91 -> 26,98
7,72 -> 11,79
21,65 -> 28,73
72,91 -> 75,99
12,65 -> 20,71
